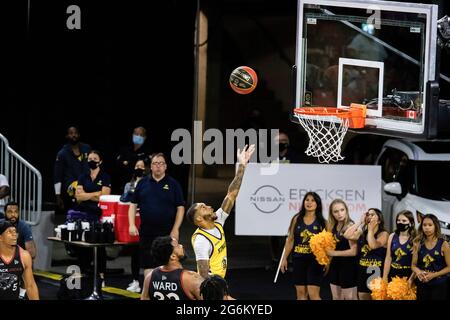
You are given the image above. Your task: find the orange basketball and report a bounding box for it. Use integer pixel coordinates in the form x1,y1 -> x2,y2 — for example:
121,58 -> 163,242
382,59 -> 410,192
229,66 -> 258,94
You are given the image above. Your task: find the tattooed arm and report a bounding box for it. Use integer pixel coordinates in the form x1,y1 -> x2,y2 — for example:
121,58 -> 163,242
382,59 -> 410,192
197,260 -> 210,280
221,145 -> 256,214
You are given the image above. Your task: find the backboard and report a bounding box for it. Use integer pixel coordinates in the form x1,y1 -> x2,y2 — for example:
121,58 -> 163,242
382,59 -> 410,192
291,0 -> 443,139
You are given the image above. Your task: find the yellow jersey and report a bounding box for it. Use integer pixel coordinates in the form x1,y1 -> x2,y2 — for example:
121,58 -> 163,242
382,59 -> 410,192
192,222 -> 227,278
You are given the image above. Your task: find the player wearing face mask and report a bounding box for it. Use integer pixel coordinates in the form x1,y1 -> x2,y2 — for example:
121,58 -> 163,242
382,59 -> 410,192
383,210 -> 417,282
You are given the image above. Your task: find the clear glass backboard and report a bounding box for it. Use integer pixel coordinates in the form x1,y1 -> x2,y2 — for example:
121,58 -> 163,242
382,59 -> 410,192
293,0 -> 439,138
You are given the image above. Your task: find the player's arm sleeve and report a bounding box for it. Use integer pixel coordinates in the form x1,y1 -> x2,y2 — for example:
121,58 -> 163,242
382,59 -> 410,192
193,235 -> 212,260
215,208 -> 229,226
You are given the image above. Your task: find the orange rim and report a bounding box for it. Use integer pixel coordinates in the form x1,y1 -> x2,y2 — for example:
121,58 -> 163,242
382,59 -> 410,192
294,107 -> 352,119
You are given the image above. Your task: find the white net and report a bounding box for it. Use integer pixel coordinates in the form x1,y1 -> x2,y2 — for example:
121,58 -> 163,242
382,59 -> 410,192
294,112 -> 349,163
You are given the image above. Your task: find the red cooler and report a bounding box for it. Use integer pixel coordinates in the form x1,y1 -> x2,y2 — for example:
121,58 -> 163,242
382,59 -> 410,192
99,195 -> 121,218
115,201 -> 141,243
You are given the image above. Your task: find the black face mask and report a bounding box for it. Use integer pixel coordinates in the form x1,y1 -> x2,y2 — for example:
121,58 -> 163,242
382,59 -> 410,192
396,223 -> 410,232
279,143 -> 289,154
88,160 -> 100,170
134,168 -> 145,178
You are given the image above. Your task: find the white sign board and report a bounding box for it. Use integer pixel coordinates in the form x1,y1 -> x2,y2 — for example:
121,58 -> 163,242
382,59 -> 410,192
236,163 -> 381,236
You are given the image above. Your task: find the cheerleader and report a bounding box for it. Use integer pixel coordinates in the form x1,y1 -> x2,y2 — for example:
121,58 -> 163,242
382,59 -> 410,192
344,208 -> 388,300
383,210 -> 416,282
412,214 -> 450,300
280,192 -> 326,300
326,199 -> 358,300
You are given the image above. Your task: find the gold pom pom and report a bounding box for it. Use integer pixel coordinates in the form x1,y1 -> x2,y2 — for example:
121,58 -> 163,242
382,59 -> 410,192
404,283 -> 417,300
369,277 -> 388,300
387,276 -> 416,300
309,230 -> 336,266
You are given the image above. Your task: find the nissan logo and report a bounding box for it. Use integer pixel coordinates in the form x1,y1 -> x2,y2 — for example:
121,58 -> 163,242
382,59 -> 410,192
250,185 -> 285,214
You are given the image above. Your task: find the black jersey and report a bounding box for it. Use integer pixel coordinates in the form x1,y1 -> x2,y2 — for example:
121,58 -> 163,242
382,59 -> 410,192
390,234 -> 413,270
293,216 -> 323,259
149,267 -> 192,300
0,246 -> 23,300
417,238 -> 447,285
358,233 -> 387,268
333,225 -> 351,251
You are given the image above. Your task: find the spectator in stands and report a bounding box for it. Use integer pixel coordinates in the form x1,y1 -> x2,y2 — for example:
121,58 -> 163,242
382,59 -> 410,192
0,174 -> 10,218
115,126 -> 152,194
54,126 -> 91,214
128,153 -> 185,277
274,131 -> 302,164
74,150 -> 111,286
120,157 -> 149,293
3,201 -> 37,299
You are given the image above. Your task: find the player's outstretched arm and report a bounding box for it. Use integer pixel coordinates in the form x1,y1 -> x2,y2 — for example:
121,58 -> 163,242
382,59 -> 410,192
221,144 -> 255,214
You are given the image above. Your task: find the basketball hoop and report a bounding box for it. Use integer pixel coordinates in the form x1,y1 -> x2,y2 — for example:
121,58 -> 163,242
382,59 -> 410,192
293,105 -> 366,163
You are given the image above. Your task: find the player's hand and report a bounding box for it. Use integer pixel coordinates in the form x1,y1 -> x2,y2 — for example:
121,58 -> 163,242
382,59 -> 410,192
129,225 -> 139,236
237,144 -> 256,165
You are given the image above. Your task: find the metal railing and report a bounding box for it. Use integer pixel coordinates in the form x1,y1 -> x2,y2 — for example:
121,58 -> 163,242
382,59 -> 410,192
0,133 -> 42,225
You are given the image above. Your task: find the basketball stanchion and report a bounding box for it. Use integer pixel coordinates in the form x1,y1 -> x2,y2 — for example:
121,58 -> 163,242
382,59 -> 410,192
293,104 -> 366,163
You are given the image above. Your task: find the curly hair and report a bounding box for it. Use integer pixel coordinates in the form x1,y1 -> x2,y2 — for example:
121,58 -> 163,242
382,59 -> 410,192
150,236 -> 174,266
200,275 -> 229,300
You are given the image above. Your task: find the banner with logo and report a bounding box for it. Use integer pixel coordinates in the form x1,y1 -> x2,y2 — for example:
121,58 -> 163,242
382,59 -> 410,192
236,163 -> 381,236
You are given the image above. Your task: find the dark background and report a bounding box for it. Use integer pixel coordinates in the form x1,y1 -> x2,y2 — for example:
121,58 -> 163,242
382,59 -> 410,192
2,0 -> 196,204
2,0 -> 449,204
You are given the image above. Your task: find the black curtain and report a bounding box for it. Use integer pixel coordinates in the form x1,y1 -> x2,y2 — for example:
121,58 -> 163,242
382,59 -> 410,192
2,0 -> 196,204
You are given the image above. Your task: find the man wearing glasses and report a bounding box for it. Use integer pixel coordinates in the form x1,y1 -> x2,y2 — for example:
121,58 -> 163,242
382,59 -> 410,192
128,153 -> 185,277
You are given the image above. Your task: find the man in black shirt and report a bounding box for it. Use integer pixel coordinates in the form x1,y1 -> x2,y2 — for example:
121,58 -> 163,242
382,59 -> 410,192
129,153 -> 185,277
54,126 -> 91,213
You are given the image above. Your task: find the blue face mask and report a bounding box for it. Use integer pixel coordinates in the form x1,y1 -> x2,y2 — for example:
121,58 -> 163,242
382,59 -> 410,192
132,135 -> 144,145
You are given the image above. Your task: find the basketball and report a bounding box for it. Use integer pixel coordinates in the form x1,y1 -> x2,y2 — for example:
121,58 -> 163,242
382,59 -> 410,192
229,66 -> 258,94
